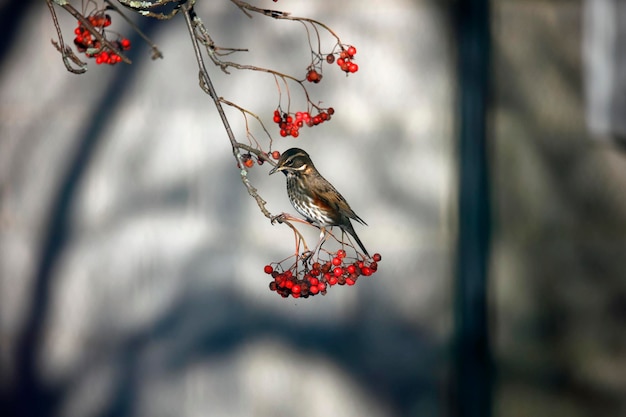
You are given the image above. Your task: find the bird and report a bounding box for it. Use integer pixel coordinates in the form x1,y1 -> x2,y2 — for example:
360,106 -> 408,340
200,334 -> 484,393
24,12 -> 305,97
269,147 -> 369,257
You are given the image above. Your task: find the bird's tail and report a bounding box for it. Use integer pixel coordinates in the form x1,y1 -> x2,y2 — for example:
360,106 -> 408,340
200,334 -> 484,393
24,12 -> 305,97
343,222 -> 369,258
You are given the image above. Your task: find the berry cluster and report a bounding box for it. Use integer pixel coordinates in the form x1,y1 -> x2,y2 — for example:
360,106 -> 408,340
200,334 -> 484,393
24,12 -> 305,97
264,250 -> 381,299
273,108 -> 334,138
305,45 -> 359,84
336,46 -> 358,73
73,13 -> 131,66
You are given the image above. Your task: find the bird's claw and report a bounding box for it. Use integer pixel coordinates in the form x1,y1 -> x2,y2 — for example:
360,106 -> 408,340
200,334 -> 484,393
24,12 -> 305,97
271,212 -> 287,225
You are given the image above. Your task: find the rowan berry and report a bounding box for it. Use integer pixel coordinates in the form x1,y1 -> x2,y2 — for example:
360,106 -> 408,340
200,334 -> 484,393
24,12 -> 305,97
306,69 -> 322,83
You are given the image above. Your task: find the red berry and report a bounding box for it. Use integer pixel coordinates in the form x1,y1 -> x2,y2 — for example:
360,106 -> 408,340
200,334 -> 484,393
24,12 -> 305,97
372,253 -> 382,262
361,267 -> 373,276
120,38 -> 131,50
348,63 -> 359,73
306,69 -> 322,83
345,278 -> 356,286
318,282 -> 327,291
347,264 -> 357,274
292,284 -> 301,294
337,58 -> 345,67
327,107 -> 335,115
264,265 -> 273,274
347,46 -> 357,57
309,277 -> 319,286
280,129 -> 287,137
271,151 -> 280,159
332,257 -> 342,266
291,129 -> 299,138
310,285 -> 319,294
244,159 -> 254,168
328,276 -> 338,286
333,267 -> 343,277
326,54 -> 335,64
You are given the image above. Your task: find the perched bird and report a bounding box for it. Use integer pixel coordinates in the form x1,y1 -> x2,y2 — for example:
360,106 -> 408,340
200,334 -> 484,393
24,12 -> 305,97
269,147 -> 369,257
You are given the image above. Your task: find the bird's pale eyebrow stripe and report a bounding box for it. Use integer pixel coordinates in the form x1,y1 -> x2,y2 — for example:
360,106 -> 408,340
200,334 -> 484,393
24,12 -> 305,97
294,164 -> 307,170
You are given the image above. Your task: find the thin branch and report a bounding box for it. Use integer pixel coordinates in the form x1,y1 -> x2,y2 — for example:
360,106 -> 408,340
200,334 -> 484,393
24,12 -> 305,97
181,3 -> 275,221
46,0 -> 87,73
229,0 -> 343,44
219,98 -> 275,151
104,0 -> 164,59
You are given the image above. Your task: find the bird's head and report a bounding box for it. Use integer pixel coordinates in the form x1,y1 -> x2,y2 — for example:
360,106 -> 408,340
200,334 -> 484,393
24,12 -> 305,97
268,148 -> 314,176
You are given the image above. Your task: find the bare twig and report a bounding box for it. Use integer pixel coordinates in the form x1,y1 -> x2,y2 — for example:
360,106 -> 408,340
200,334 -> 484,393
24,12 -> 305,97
181,3 -> 277,222
46,0 -> 87,73
104,0 -> 164,59
219,98 -> 275,151
229,0 -> 343,43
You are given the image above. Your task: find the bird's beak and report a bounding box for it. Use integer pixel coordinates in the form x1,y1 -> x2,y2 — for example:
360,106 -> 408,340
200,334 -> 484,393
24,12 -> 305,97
269,165 -> 281,175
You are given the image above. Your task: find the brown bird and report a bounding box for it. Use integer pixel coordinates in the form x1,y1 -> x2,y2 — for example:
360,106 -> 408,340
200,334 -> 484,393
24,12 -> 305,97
269,147 -> 369,257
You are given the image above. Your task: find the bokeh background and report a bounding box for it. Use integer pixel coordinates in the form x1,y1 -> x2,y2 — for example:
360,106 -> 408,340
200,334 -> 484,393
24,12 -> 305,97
1,1 -> 625,416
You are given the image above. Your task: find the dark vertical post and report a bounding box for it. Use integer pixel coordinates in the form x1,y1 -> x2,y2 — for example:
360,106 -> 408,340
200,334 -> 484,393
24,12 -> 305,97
453,0 -> 492,416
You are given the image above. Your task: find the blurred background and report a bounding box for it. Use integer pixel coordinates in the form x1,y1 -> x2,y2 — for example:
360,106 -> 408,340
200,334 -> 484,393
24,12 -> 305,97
1,0 -> 625,416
